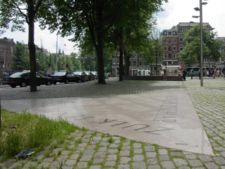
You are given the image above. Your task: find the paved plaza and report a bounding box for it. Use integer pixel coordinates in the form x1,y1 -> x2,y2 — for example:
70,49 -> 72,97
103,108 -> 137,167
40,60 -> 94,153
1,78 -> 225,169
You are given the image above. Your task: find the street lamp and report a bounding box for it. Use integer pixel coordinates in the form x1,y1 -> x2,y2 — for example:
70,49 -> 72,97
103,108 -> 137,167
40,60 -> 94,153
193,0 -> 208,87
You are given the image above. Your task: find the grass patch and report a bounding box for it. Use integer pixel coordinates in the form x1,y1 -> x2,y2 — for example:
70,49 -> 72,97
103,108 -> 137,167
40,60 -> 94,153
0,109 -> 76,160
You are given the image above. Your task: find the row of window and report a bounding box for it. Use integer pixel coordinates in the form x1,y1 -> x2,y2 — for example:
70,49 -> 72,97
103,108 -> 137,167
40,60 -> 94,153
163,37 -> 183,43
164,54 -> 176,59
164,46 -> 183,51
162,31 -> 177,36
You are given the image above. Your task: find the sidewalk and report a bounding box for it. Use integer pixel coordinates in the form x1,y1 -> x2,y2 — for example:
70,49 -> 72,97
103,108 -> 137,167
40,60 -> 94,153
1,79 -> 225,169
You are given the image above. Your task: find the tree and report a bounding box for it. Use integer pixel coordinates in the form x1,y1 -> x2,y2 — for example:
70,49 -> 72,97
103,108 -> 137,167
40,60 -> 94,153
109,0 -> 165,80
79,34 -> 114,73
0,0 -> 49,91
217,39 -> 225,61
40,0 -> 122,84
13,42 -> 30,71
70,53 -> 81,71
40,0 -> 166,83
180,26 -> 222,66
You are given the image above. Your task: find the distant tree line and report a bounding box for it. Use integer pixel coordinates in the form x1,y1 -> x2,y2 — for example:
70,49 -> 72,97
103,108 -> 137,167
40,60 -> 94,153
13,42 -> 82,72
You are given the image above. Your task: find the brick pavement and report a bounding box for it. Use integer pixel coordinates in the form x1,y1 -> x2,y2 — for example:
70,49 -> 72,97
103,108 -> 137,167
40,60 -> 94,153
1,78 -> 225,169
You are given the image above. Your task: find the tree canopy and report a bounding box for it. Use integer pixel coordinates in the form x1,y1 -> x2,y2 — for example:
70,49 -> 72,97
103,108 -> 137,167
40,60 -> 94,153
40,0 -> 166,83
180,26 -> 222,66
0,0 -> 50,91
1,0 -> 166,84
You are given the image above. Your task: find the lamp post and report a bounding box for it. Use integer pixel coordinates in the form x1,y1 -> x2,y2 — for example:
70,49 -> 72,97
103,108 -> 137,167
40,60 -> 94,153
193,0 -> 208,87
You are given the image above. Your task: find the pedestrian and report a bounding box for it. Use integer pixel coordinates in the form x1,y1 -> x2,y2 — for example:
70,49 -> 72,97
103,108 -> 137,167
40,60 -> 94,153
164,67 -> 167,76
191,69 -> 193,79
206,70 -> 209,77
182,70 -> 187,81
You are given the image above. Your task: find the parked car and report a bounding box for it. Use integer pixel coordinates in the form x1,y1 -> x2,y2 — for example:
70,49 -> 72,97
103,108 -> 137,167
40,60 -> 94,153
67,72 -> 81,83
84,71 -> 98,81
7,70 -> 53,88
74,71 -> 89,82
50,71 -> 69,84
90,71 -> 97,80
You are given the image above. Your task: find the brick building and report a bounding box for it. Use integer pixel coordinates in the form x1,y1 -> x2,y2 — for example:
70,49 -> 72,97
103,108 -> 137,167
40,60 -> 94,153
0,37 -> 15,73
161,22 -> 212,65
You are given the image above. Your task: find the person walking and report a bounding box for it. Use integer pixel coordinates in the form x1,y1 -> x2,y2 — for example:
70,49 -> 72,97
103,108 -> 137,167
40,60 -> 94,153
182,69 -> 187,81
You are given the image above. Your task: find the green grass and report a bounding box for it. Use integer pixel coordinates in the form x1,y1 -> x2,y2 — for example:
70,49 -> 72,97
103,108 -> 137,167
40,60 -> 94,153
0,109 -> 76,160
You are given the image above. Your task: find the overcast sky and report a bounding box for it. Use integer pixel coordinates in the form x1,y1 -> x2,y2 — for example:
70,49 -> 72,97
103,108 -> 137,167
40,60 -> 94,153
1,0 -> 224,55
156,0 -> 225,36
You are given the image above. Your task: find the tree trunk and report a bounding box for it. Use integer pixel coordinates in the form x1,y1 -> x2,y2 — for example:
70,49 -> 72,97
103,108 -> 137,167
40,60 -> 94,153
124,50 -> 130,76
119,28 -> 124,81
96,1 -> 106,84
95,44 -> 105,84
28,1 -> 37,92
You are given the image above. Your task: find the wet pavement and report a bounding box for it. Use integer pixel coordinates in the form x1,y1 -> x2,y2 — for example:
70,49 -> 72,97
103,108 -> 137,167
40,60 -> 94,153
1,79 -> 213,155
1,78 -> 225,169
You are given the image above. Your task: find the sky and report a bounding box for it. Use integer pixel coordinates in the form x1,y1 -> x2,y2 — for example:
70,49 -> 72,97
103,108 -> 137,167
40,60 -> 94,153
0,24 -> 76,55
156,0 -> 225,36
1,0 -> 225,55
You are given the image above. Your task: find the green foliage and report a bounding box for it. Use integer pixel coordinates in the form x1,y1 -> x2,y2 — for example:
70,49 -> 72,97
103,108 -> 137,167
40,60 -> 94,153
55,53 -> 81,71
0,0 -> 53,91
180,26 -> 222,65
0,0 -> 50,30
13,42 -> 30,71
79,37 -> 114,71
141,37 -> 163,64
0,0 -> 25,32
0,110 -> 76,160
12,42 -> 81,72
39,0 -> 166,83
217,39 -> 225,60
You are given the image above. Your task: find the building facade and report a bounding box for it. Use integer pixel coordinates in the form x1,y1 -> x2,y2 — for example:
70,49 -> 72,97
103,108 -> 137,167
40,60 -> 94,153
0,37 -> 15,73
161,22 -> 212,65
